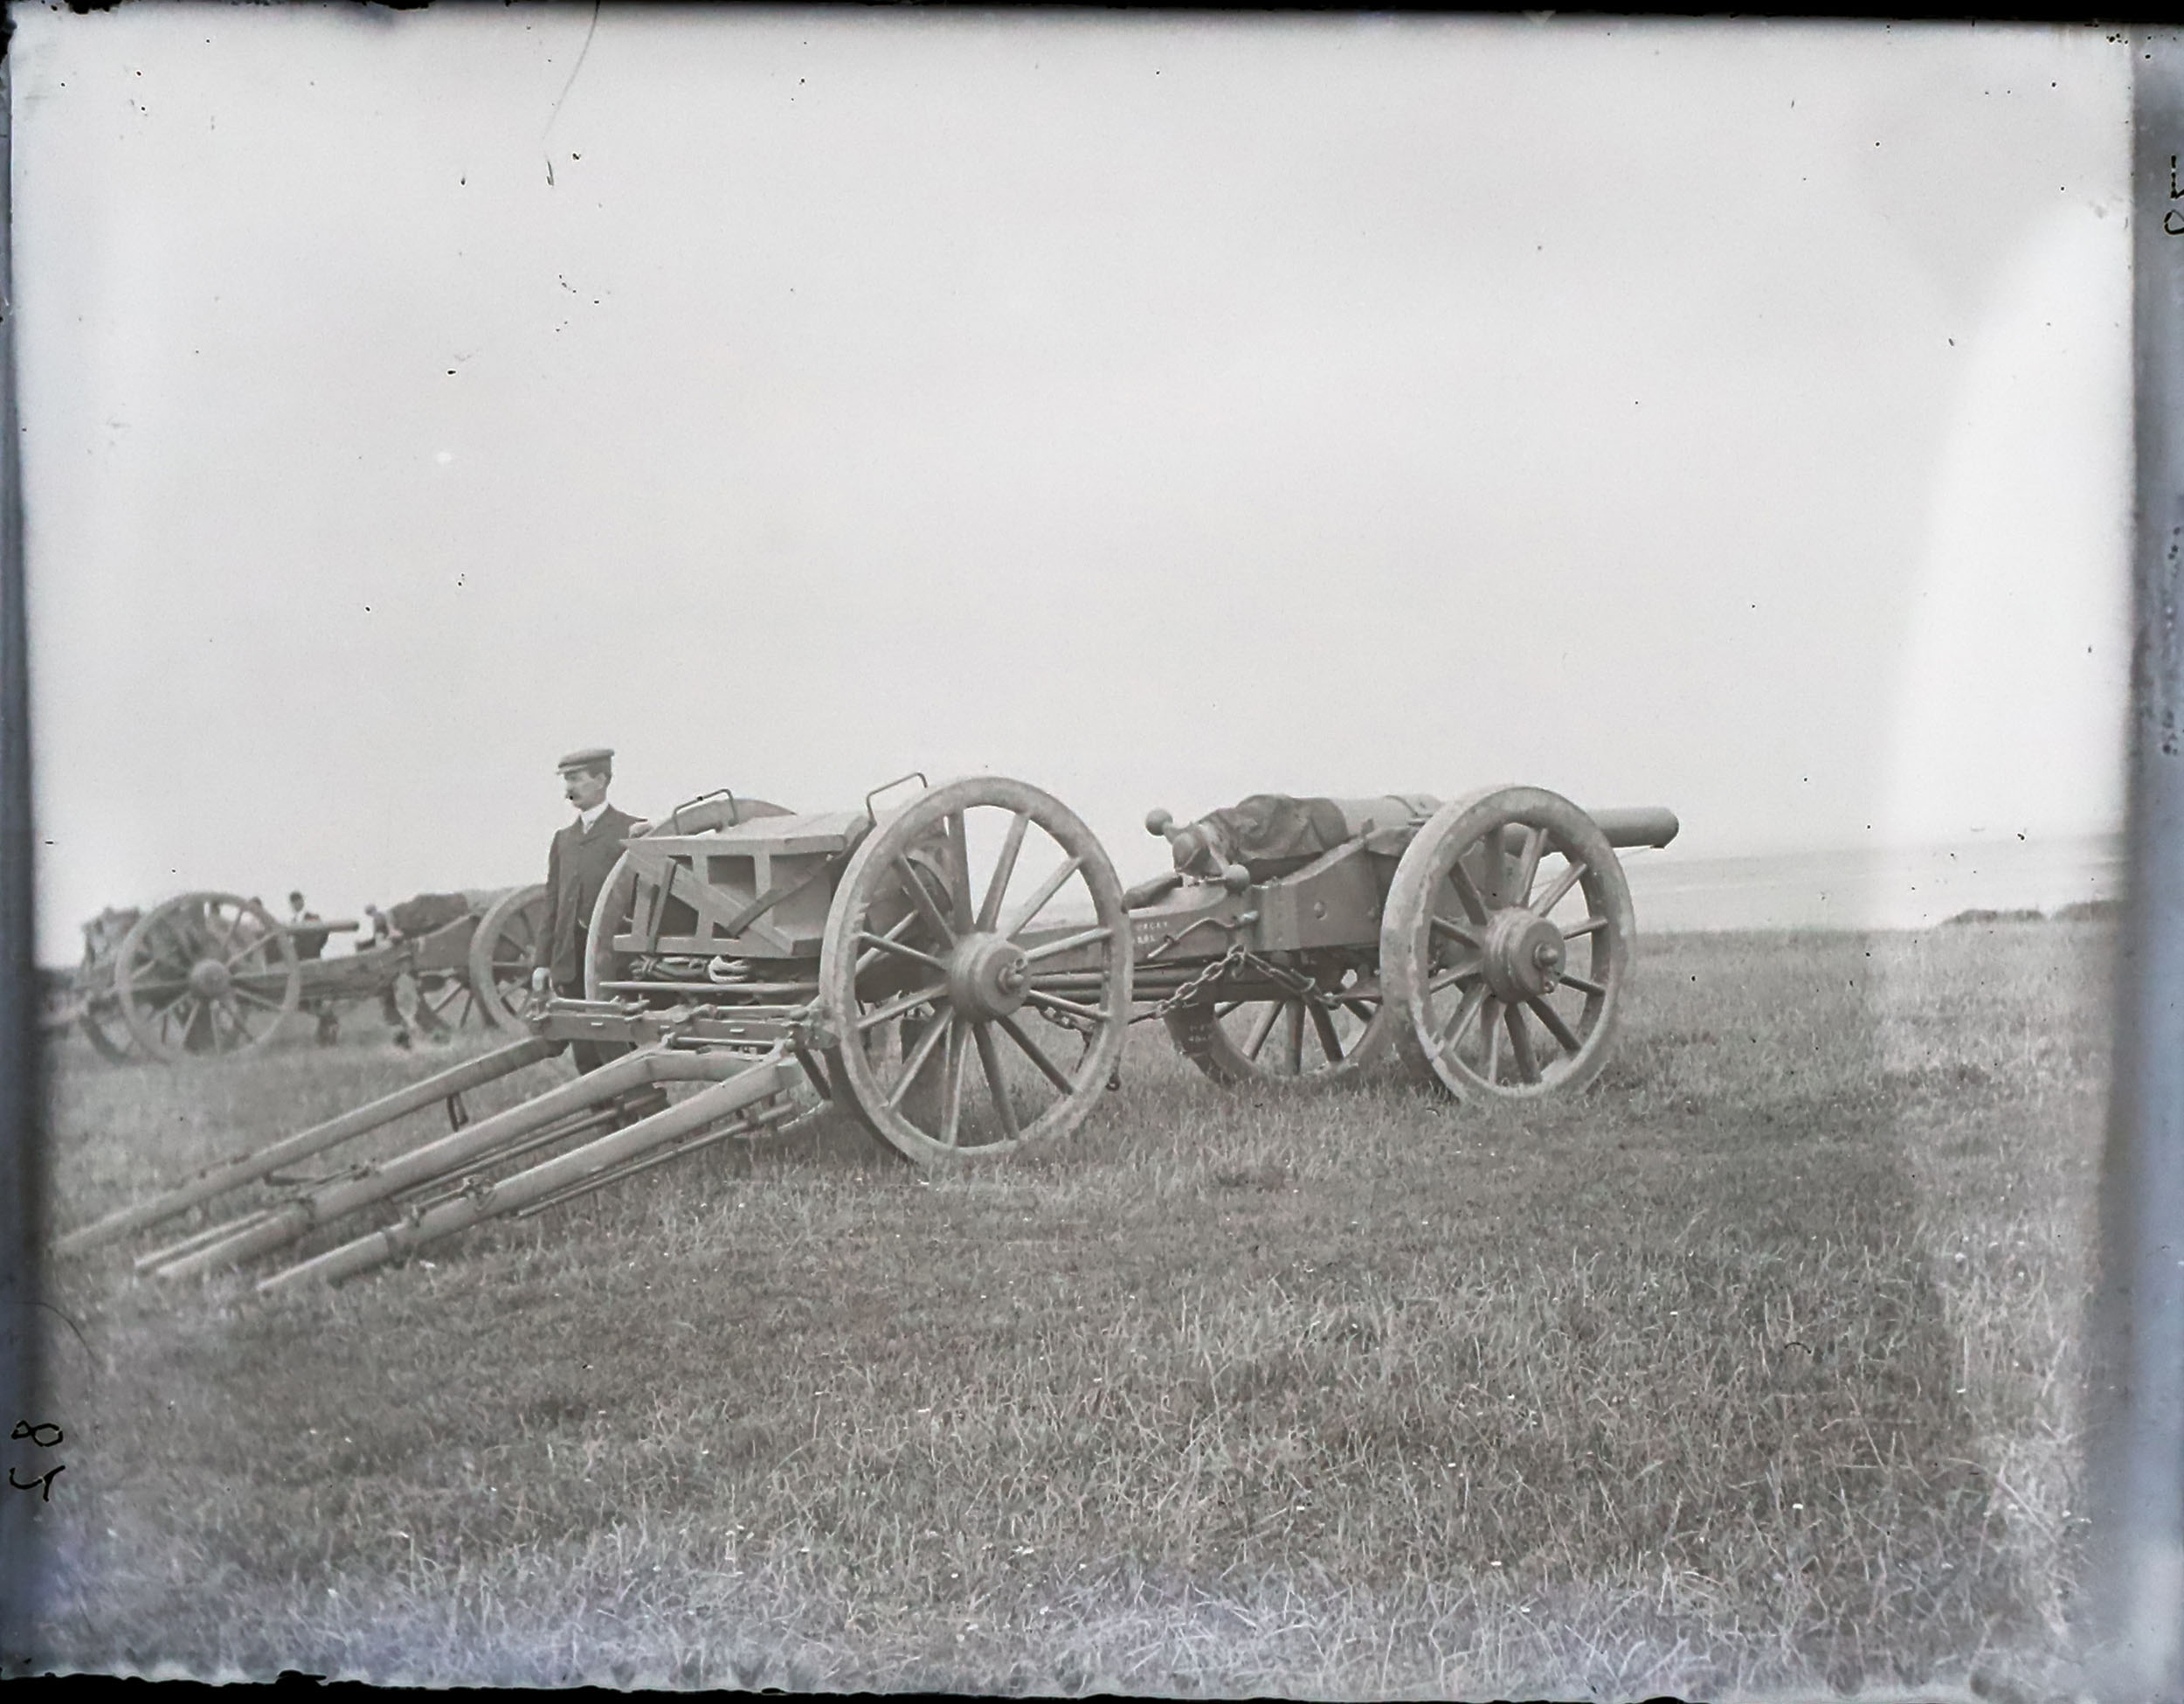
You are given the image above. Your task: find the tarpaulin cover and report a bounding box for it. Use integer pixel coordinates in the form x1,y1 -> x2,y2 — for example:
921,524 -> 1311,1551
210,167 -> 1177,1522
1173,795 -> 1351,881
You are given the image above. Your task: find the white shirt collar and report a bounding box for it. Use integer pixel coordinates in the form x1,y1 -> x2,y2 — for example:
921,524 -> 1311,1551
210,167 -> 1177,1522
577,801 -> 609,830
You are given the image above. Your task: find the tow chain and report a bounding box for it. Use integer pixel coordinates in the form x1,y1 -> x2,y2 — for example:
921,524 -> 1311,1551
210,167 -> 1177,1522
1024,946 -> 1260,1036
1139,946 -> 1248,1022
1131,946 -> 1331,1024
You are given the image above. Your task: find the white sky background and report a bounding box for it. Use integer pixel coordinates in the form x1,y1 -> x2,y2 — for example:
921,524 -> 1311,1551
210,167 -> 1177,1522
10,8 -> 2132,964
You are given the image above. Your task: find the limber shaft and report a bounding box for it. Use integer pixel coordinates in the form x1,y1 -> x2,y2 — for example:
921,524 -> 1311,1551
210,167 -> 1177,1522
155,1047 -> 747,1282
382,1104 -> 622,1214
256,1059 -> 793,1293
132,1203 -> 279,1275
52,1036 -> 557,1258
509,1096 -> 801,1220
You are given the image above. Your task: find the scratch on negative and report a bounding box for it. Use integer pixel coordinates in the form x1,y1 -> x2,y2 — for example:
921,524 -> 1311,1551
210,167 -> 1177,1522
541,0 -> 602,187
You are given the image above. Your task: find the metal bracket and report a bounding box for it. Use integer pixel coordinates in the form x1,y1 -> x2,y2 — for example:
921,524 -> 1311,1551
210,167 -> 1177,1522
863,771 -> 929,823
791,1043 -> 834,1100
663,787 -> 738,835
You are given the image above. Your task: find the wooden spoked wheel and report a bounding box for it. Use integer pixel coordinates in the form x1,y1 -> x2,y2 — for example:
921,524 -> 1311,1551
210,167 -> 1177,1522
819,777 -> 1132,1164
115,892 -> 301,1063
1164,956 -> 1392,1085
73,944 -> 135,1063
1380,787 -> 1634,1101
468,885 -> 548,1029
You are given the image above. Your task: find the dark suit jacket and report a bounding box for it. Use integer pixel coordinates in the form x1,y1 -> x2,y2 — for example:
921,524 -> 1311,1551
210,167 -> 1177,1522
536,804 -> 641,987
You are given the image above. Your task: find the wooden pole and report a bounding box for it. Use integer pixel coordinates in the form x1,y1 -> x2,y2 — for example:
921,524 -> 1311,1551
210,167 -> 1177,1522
52,1035 -> 559,1257
257,1060 -> 791,1293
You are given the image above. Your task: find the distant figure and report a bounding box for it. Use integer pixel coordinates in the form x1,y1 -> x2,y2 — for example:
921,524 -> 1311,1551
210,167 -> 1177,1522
286,891 -> 330,960
80,906 -> 141,967
369,900 -> 453,1051
288,891 -> 340,1045
356,904 -> 390,952
532,746 -> 641,1073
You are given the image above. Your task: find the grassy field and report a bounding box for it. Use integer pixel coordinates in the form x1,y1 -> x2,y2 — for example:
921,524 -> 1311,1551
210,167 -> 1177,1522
21,923 -> 2109,1699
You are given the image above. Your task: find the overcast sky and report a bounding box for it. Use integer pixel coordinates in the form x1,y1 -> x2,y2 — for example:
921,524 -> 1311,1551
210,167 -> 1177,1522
10,8 -> 2132,963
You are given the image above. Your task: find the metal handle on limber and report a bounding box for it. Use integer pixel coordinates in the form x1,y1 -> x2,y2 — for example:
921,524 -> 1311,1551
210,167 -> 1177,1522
658,788 -> 738,838
863,772 -> 929,823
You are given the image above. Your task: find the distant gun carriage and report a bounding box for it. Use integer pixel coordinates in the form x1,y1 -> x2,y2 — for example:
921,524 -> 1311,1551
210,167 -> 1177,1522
51,884 -> 549,1064
60,775 -> 1676,1294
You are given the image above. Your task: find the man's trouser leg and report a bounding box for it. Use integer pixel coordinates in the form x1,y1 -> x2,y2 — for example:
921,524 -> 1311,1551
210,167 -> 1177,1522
556,933 -> 655,1123
556,928 -> 608,1072
381,982 -> 411,1046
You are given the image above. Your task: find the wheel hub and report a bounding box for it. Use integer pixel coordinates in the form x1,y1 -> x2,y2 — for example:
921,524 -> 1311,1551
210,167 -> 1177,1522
188,958 -> 232,1000
948,934 -> 1031,1021
1482,908 -> 1565,1002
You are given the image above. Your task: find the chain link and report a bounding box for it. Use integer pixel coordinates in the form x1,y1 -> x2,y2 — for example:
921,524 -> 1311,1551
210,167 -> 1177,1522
1134,944 -> 1357,1024
1029,943 -> 1258,1033
1140,945 -> 1248,1021
1137,946 -> 1313,1022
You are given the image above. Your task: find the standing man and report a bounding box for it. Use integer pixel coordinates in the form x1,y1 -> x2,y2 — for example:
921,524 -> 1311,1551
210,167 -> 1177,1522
287,891 -> 341,1046
531,747 -> 641,1071
285,891 -> 329,961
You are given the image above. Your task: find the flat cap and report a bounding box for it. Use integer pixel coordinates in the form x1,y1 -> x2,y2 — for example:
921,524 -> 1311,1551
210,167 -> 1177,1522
556,746 -> 615,772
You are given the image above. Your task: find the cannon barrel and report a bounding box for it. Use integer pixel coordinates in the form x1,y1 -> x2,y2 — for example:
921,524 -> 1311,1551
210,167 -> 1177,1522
1586,807 -> 1680,850
1149,793 -> 1680,869
1324,795 -> 1677,852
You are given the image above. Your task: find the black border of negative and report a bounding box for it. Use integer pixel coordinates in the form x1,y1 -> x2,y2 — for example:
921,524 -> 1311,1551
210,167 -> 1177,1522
1,16 -> 2181,1697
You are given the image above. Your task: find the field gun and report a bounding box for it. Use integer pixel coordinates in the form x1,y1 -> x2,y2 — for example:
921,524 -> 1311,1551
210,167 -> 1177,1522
1123,788 -> 1678,1098
54,886 -> 549,1064
56,775 -> 1676,1293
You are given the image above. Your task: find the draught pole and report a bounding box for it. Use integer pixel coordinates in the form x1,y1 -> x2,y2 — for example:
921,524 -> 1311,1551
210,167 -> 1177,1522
52,1036 -> 558,1257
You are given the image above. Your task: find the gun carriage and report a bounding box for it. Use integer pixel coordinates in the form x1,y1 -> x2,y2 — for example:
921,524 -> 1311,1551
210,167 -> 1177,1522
57,774 -> 1675,1294
51,885 -> 548,1064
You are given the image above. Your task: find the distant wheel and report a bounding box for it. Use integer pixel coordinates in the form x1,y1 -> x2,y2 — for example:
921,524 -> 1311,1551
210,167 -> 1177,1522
819,777 -> 1132,1164
72,945 -> 135,1063
468,885 -> 548,1029
115,892 -> 301,1063
1380,787 -> 1635,1100
414,970 -> 476,1033
1164,955 -> 1392,1085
